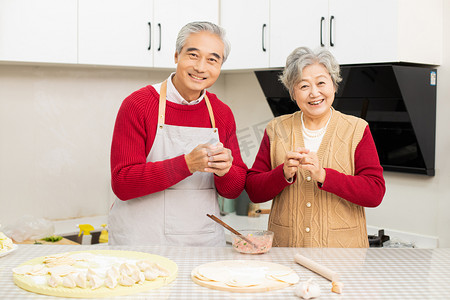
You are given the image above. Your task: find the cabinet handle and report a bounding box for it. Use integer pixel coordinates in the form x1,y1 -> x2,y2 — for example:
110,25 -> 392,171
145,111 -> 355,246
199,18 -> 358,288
320,17 -> 325,47
262,24 -> 267,52
148,22 -> 151,50
330,15 -> 335,47
158,23 -> 161,51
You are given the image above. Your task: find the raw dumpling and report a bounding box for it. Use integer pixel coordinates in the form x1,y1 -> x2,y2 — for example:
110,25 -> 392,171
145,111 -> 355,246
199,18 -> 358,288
106,265 -> 120,280
119,274 -> 135,286
62,274 -> 77,288
89,274 -> 104,290
74,272 -> 87,289
294,278 -> 321,299
47,274 -> 62,288
144,268 -> 159,281
105,273 -> 118,289
86,268 -> 98,282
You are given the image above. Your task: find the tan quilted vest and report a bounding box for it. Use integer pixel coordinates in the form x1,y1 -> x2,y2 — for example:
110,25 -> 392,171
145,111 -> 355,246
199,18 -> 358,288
266,109 -> 369,248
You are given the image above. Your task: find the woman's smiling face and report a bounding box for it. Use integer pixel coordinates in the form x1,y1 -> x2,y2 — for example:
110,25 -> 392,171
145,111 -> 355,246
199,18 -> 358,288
293,62 -> 336,120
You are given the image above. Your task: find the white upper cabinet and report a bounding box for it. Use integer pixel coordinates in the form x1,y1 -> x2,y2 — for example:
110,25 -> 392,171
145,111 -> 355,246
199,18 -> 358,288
220,0 -> 270,70
269,0 -> 442,67
270,0 -> 328,68
0,0 -> 77,64
328,0 -> 442,65
153,0 -> 219,69
78,0 -> 154,67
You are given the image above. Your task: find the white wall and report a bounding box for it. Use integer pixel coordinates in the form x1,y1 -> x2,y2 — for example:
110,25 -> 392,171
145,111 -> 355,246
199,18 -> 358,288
1,5 -> 450,246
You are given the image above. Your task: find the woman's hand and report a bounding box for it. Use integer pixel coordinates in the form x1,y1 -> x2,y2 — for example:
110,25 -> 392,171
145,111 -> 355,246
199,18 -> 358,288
297,150 -> 326,184
283,148 -> 308,181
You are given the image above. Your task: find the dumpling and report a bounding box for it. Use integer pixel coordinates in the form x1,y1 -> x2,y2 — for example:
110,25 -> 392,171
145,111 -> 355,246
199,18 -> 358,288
106,265 -> 120,280
119,263 -> 139,277
136,260 -> 153,272
86,268 -> 98,282
119,274 -> 135,287
47,274 -> 62,288
154,263 -> 170,277
62,274 -> 77,288
89,274 -> 104,290
74,272 -> 87,289
294,278 -> 321,299
144,268 -> 159,281
105,273 -> 118,289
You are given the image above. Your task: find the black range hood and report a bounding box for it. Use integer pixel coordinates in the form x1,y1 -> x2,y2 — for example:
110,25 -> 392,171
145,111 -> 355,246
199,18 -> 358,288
255,64 -> 437,176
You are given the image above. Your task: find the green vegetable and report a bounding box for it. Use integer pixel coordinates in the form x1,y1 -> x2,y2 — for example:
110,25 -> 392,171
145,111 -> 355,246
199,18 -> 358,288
42,235 -> 63,242
34,241 -> 42,244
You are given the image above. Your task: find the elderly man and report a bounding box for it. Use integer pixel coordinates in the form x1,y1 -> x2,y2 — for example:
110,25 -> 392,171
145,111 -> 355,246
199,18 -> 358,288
108,21 -> 247,246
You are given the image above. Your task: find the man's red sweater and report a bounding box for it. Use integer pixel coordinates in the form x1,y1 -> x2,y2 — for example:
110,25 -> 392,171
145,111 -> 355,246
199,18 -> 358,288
246,126 -> 385,207
111,85 -> 247,201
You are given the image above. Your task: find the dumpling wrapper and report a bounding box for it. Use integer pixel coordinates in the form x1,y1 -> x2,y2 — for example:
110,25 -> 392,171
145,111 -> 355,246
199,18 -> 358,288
48,265 -> 77,276
225,275 -> 263,287
267,270 -> 300,284
68,252 -> 95,262
13,264 -> 47,276
197,266 -> 230,282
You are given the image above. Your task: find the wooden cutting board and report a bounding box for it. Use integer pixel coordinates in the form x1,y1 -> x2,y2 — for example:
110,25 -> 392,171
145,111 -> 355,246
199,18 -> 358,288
191,260 -> 298,293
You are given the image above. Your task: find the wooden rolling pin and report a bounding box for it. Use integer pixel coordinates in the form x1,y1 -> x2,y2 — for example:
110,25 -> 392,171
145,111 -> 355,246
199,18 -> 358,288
294,253 -> 340,282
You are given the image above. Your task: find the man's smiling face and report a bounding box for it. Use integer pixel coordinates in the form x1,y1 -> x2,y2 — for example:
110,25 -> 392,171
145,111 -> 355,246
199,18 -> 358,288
172,31 -> 224,102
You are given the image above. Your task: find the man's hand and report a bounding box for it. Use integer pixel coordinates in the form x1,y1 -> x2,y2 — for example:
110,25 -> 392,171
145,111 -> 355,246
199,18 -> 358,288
184,144 -> 211,174
205,142 -> 233,177
184,143 -> 233,176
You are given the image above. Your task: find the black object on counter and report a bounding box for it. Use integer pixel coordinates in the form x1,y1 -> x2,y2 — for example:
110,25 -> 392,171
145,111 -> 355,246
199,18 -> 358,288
368,229 -> 390,247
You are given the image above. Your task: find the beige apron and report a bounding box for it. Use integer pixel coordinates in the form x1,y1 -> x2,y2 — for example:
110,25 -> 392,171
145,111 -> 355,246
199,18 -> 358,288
108,81 -> 225,246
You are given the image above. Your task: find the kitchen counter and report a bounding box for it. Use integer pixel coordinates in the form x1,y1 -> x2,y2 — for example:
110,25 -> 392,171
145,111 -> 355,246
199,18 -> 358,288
1,245 -> 450,299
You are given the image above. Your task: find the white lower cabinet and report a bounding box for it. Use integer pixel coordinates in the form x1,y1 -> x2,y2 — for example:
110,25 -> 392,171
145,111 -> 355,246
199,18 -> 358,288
0,0 -> 77,64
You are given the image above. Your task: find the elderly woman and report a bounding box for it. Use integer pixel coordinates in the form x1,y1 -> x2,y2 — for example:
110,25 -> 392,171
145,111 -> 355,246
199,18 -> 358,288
246,47 -> 385,248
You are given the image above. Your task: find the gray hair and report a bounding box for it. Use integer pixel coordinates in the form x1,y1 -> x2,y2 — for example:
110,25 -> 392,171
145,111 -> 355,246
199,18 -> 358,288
279,47 -> 342,99
176,21 -> 231,63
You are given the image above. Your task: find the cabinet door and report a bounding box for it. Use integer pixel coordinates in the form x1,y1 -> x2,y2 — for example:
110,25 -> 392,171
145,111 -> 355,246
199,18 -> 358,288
0,0 -> 77,64
153,0 -> 219,69
220,0 -> 269,70
270,0 -> 328,68
328,0 -> 397,65
78,0 -> 153,67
